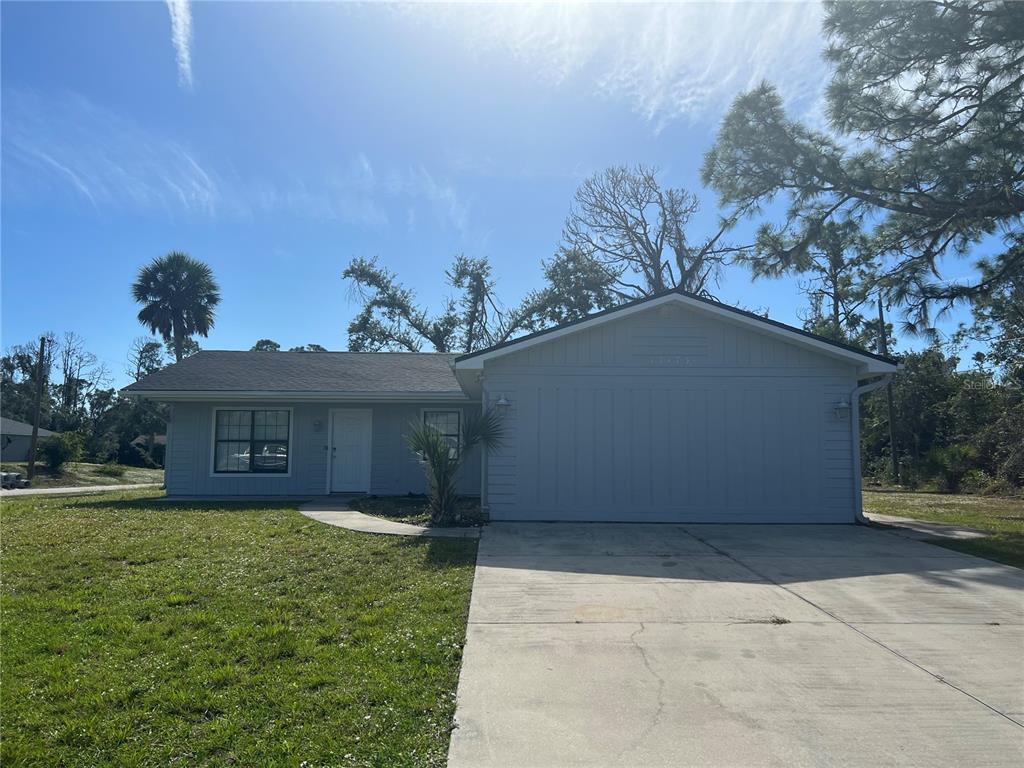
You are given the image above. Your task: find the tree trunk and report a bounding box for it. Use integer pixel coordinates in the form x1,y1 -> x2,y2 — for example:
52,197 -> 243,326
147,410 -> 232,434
173,330 -> 184,362
27,336 -> 47,480
877,296 -> 900,484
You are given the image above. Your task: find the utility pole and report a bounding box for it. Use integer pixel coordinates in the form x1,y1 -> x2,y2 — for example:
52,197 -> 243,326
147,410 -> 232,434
877,295 -> 900,485
26,335 -> 47,480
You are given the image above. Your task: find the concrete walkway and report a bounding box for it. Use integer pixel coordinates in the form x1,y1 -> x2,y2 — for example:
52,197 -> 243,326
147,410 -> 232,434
299,497 -> 481,538
449,523 -> 1023,767
866,511 -> 991,541
0,483 -> 161,497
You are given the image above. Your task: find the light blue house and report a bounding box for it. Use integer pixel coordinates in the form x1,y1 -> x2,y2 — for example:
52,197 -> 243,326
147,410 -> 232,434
124,289 -> 898,522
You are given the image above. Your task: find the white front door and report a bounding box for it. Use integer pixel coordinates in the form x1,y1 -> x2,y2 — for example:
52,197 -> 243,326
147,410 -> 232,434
330,409 -> 372,493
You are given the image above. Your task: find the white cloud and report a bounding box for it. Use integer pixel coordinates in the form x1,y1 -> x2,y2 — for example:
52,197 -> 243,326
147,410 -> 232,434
165,0 -> 193,89
3,90 -> 219,215
410,2 -> 827,130
385,165 -> 470,234
2,91 -> 471,234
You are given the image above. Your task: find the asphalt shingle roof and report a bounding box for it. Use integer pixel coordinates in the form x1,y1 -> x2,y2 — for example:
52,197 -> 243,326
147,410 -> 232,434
122,351 -> 464,395
1,417 -> 55,437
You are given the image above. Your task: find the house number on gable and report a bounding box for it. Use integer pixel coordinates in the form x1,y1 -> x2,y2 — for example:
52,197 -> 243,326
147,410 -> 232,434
650,355 -> 689,366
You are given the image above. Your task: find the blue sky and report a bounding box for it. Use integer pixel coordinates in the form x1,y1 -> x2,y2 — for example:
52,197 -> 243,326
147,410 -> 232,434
2,2 -> 975,387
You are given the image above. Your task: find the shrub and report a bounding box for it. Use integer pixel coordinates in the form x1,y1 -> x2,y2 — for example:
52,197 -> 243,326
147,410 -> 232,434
982,477 -> 1023,498
406,409 -> 504,526
959,469 -> 991,494
95,462 -> 127,478
997,445 -> 1024,488
926,444 -> 978,494
36,433 -> 83,473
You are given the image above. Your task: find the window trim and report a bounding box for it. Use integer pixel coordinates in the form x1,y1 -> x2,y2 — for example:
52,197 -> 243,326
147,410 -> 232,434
209,406 -> 294,478
420,408 -> 462,458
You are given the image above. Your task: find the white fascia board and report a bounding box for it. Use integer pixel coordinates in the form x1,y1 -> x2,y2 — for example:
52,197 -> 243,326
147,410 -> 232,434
122,390 -> 477,403
455,292 -> 898,373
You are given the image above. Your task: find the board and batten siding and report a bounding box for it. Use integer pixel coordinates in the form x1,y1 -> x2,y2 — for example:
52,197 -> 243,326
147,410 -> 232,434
165,401 -> 479,497
481,302 -> 859,522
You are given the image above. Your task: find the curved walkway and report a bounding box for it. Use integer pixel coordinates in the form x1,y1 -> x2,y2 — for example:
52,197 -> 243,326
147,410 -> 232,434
298,497 -> 481,539
866,511 -> 989,541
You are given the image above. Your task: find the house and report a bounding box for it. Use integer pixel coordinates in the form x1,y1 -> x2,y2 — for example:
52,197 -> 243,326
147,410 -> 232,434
123,288 -> 898,522
0,417 -> 55,462
130,434 -> 167,466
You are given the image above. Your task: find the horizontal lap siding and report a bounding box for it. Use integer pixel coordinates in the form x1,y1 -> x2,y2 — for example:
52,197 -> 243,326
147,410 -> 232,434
165,401 -> 480,497
483,303 -> 859,522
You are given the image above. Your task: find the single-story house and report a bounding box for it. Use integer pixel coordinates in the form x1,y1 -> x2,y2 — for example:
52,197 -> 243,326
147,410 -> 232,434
130,433 -> 167,467
1,417 -> 55,462
123,288 -> 898,522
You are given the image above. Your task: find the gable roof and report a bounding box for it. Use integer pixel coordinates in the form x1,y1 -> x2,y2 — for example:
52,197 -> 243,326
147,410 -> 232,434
455,287 -> 899,373
1,416 -> 55,437
122,351 -> 470,401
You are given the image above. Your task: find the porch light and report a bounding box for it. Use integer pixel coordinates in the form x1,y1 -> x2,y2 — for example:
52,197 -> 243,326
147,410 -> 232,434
833,400 -> 851,419
495,394 -> 511,408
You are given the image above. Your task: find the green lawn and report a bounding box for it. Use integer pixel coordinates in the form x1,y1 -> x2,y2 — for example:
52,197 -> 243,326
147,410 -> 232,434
2,461 -> 165,488
863,490 -> 1024,568
1,490 -> 477,766
349,495 -> 485,527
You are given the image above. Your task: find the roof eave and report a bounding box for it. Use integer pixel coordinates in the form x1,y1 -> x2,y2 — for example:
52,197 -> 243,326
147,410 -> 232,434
120,390 -> 478,403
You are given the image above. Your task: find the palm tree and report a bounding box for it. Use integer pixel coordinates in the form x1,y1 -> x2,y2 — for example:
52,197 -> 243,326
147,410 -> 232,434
406,409 -> 504,525
132,252 -> 221,362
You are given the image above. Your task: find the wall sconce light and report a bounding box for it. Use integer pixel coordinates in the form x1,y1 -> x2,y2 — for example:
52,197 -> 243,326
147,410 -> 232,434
833,400 -> 851,419
495,394 -> 511,408
313,419 -> 324,432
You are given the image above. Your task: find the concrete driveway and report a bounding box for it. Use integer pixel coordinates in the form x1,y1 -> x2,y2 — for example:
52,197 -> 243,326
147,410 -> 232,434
448,523 -> 1024,767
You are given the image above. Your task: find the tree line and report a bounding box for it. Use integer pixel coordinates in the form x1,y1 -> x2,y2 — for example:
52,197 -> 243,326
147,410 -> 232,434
3,333 -> 169,468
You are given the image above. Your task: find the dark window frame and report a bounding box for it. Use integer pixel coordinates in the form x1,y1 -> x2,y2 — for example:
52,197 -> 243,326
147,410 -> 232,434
423,409 -> 461,458
213,409 -> 290,474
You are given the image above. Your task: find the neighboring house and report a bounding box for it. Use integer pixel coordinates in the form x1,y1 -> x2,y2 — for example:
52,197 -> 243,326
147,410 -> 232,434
123,288 -> 898,522
0,417 -> 55,462
131,433 -> 167,467
130,434 -> 168,448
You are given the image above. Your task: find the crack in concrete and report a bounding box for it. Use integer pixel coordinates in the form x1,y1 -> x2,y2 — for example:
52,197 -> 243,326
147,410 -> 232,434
681,526 -> 1024,730
614,622 -> 667,764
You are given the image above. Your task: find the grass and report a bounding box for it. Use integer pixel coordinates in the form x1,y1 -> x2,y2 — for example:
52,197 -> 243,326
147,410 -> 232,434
349,495 -> 485,527
1,461 -> 164,488
863,490 -> 1024,568
1,490 -> 478,766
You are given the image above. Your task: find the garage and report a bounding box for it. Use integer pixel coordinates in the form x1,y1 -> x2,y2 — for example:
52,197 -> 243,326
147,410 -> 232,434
454,289 -> 898,523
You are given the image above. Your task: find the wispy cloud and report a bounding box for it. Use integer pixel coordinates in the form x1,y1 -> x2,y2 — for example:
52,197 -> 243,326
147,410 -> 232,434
3,90 -> 219,215
252,158 -> 471,233
165,0 -> 193,89
412,3 -> 826,130
385,165 -> 470,234
1,91 -> 471,234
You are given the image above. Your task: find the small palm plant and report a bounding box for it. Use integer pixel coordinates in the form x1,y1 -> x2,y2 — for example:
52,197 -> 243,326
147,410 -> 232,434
406,409 -> 504,526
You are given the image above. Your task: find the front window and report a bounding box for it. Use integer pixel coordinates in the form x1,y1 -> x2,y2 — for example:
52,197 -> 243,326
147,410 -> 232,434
214,409 -> 289,473
423,410 -> 461,457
